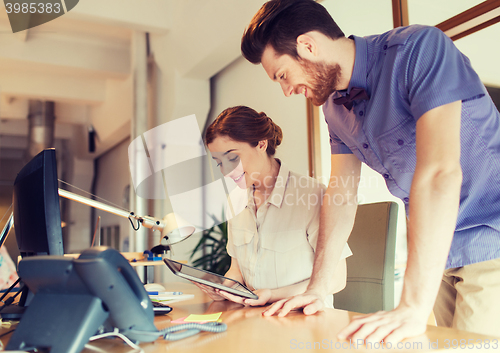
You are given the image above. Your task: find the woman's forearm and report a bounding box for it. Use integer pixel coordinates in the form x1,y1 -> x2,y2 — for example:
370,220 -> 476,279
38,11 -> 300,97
224,257 -> 245,285
269,279 -> 310,303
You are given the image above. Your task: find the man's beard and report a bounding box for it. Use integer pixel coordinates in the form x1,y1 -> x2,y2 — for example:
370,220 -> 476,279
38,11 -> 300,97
299,58 -> 341,106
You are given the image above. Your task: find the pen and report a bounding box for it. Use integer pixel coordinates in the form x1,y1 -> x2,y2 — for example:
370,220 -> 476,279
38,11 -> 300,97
148,291 -> 183,295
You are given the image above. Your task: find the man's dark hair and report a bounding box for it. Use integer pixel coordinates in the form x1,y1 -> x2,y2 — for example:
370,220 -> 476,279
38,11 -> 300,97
241,0 -> 344,64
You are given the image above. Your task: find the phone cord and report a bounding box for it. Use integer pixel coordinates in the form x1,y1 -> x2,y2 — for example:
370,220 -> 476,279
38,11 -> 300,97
160,322 -> 227,341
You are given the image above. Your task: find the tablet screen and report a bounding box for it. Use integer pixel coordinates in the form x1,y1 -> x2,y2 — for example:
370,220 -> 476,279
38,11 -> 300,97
163,258 -> 258,299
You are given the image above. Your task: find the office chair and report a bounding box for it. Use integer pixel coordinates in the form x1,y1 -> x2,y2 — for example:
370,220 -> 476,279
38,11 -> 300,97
334,201 -> 398,314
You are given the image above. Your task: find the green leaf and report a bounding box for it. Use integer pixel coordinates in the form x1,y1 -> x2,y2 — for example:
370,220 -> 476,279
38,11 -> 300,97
189,209 -> 230,275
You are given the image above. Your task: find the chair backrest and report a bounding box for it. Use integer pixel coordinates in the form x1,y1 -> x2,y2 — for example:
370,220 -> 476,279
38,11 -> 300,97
333,201 -> 398,313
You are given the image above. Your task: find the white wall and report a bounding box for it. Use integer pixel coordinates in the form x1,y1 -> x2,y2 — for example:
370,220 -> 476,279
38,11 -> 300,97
94,139 -> 132,250
64,158 -> 94,253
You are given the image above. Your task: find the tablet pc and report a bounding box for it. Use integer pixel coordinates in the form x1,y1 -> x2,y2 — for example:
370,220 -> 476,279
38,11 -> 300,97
163,258 -> 258,300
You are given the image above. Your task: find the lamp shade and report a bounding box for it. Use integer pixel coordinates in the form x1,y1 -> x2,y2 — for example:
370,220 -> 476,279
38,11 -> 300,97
160,213 -> 195,245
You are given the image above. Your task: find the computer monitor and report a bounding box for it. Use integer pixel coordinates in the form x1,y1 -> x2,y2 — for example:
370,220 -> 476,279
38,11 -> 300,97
0,149 -> 64,320
12,148 -> 64,257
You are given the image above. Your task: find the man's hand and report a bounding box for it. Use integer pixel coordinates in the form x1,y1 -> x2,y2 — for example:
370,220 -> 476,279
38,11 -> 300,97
337,305 -> 428,344
262,291 -> 325,317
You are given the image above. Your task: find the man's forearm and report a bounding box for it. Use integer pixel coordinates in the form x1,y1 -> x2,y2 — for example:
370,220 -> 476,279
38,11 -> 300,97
401,165 -> 462,315
307,188 -> 357,296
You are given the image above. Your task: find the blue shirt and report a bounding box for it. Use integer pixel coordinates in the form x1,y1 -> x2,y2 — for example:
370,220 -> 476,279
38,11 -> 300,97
323,25 -> 500,269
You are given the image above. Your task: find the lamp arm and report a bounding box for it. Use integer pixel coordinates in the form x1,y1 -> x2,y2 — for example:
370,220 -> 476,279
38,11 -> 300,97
0,212 -> 14,245
58,189 -> 164,233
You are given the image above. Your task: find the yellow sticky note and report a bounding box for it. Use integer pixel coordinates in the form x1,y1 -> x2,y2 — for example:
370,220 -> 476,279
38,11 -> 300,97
184,312 -> 222,322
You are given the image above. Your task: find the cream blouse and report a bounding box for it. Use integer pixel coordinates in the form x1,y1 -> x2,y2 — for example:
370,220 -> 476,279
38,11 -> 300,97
225,160 -> 352,307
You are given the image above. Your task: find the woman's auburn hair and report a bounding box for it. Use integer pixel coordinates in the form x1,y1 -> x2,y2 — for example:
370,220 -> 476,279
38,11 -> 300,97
205,106 -> 283,156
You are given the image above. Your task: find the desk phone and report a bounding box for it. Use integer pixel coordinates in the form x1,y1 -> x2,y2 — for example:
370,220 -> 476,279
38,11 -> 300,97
7,247 -> 159,353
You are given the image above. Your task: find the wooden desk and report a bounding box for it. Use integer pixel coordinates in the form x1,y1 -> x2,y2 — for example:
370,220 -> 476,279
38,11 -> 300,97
1,282 -> 498,352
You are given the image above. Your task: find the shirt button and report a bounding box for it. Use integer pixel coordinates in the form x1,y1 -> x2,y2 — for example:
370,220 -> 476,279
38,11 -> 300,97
383,44 -> 388,50
397,139 -> 404,145
404,197 -> 409,203
362,143 -> 369,149
383,173 -> 390,179
359,111 -> 364,116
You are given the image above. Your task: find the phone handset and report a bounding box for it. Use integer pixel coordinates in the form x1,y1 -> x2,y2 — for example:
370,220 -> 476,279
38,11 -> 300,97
74,246 -> 159,342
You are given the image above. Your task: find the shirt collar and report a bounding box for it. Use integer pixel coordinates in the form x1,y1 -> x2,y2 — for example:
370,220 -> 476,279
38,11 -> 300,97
246,159 -> 290,209
266,159 -> 289,208
329,35 -> 369,102
346,35 -> 369,94
246,185 -> 254,208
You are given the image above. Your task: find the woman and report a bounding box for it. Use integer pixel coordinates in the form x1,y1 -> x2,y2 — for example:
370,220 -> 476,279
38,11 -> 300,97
201,105 -> 351,308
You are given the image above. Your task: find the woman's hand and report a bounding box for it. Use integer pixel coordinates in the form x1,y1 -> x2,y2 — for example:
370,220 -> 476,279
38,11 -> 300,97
243,288 -> 272,306
192,281 -> 263,305
262,290 -> 325,316
191,282 -> 226,301
215,288 -> 272,306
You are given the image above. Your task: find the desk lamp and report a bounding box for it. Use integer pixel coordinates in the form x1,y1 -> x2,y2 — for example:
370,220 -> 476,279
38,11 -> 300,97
58,189 -> 195,246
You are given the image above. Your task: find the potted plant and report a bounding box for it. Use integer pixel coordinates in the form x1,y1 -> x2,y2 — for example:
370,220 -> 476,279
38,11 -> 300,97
190,214 -> 230,275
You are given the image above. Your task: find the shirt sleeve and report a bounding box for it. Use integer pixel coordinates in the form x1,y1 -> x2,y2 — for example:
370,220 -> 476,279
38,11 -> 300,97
329,130 -> 354,155
403,26 -> 486,121
322,101 -> 354,155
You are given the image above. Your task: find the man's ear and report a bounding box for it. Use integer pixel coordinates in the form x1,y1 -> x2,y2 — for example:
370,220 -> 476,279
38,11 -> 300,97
297,33 -> 318,59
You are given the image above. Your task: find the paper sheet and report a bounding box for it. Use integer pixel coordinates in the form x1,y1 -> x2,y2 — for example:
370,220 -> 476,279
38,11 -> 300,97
171,312 -> 222,324
185,312 -> 222,322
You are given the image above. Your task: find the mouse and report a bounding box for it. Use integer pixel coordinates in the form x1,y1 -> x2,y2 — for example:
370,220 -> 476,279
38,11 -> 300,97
144,283 -> 166,292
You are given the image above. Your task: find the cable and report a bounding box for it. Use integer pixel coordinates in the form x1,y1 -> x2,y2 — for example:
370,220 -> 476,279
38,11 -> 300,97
89,328 -> 144,353
0,328 -> 15,340
91,216 -> 101,247
0,283 -> 26,313
0,204 -> 12,224
0,278 -> 21,303
125,322 -> 227,342
58,179 -> 128,212
8,285 -> 25,303
0,278 -> 22,310
128,215 -> 141,231
161,322 -> 227,341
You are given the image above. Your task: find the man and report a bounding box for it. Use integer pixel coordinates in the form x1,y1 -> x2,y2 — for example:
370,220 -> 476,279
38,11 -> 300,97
240,0 -> 500,343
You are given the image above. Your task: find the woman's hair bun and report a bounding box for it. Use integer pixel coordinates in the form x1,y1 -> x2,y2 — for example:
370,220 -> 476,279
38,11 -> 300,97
205,106 -> 283,156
